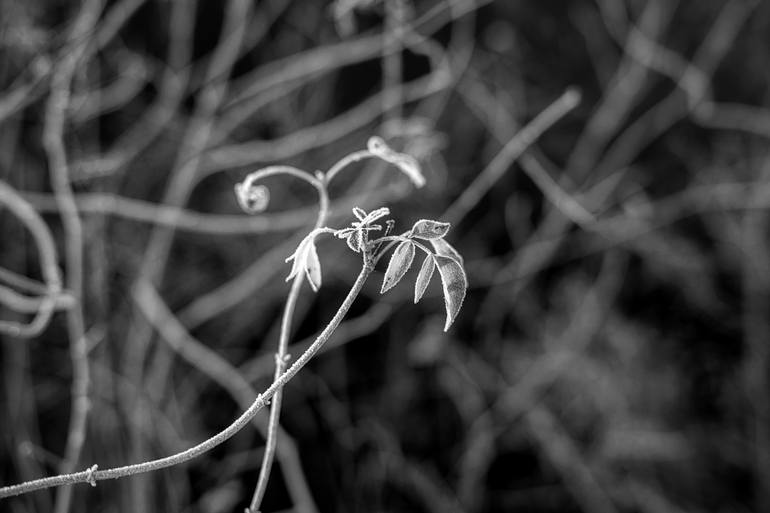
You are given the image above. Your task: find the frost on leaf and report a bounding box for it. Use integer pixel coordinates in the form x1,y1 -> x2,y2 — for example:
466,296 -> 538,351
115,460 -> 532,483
430,237 -> 464,266
285,234 -> 323,292
304,241 -> 322,292
433,254 -> 467,331
410,219 -> 451,240
336,207 -> 391,254
381,240 -> 415,293
413,254 -> 436,304
345,231 -> 361,253
367,136 -> 426,188
234,182 -> 270,214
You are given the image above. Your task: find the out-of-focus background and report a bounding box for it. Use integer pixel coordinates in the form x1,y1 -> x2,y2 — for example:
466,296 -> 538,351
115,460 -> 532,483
2,0 -> 769,511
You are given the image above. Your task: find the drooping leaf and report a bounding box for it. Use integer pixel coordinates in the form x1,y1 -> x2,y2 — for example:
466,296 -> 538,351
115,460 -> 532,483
346,231 -> 360,253
304,240 -> 322,292
285,234 -> 322,291
410,219 -> 451,240
285,237 -> 311,282
381,240 -> 415,293
430,237 -> 464,266
413,254 -> 436,304
433,254 -> 467,331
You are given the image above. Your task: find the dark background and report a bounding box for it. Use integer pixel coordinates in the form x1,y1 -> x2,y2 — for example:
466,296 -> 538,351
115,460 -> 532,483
1,0 -> 769,512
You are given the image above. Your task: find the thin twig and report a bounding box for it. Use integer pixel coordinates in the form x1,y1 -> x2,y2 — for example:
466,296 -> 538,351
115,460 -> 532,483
132,280 -> 319,513
443,87 -> 582,224
0,180 -> 62,337
246,168 -> 329,513
0,262 -> 373,499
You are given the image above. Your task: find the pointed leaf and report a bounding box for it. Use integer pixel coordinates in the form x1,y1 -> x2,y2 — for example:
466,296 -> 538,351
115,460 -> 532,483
352,207 -> 367,220
433,254 -> 467,331
381,240 -> 415,293
304,240 -> 322,292
361,207 -> 390,224
410,219 -> 451,240
285,238 -> 311,282
430,238 -> 464,266
413,254 -> 436,303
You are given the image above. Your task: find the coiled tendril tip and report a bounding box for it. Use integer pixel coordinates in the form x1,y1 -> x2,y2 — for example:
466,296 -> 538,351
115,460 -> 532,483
235,182 -> 270,214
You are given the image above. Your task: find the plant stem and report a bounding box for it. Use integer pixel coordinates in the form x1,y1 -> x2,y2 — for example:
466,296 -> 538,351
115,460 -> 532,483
0,180 -> 62,337
0,264 -> 372,500
248,173 -> 330,512
442,86 -> 582,224
248,274 -> 303,512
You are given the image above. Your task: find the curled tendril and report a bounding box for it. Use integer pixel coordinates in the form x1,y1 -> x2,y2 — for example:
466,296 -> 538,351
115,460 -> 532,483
234,182 -> 270,214
234,165 -> 326,220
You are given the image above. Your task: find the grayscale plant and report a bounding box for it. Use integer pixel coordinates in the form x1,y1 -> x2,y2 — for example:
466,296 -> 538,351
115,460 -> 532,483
0,136 -> 467,513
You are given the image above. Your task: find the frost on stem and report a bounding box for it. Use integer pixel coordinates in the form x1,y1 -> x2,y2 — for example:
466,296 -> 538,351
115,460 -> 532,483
333,207 -> 390,253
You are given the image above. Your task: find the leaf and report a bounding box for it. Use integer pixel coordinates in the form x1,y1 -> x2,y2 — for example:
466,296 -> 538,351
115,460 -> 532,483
304,240 -> 322,292
359,207 -> 390,225
413,254 -> 436,303
285,234 -> 322,291
410,219 -> 451,240
352,207 -> 367,220
433,254 -> 467,331
381,240 -> 415,293
346,231 -> 360,253
285,237 -> 311,282
430,238 -> 464,266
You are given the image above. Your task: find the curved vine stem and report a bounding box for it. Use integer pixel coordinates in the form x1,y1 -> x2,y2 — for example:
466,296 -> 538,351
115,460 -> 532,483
0,262 -> 373,500
245,144 -> 417,511
325,149 -> 378,184
245,166 -> 329,513
0,180 -> 63,337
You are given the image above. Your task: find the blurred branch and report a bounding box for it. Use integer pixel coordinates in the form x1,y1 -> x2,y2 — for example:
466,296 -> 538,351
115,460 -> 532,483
132,280 -> 319,513
443,87 -> 582,224
740,158 -> 770,513
524,405 -> 619,513
0,264 -> 373,499
43,1 -> 105,512
22,191 -> 317,235
125,0 -> 250,506
694,101 -> 770,139
0,180 -> 63,337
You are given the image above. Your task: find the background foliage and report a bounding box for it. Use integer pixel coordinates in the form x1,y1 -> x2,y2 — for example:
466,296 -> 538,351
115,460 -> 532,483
1,0 -> 769,512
